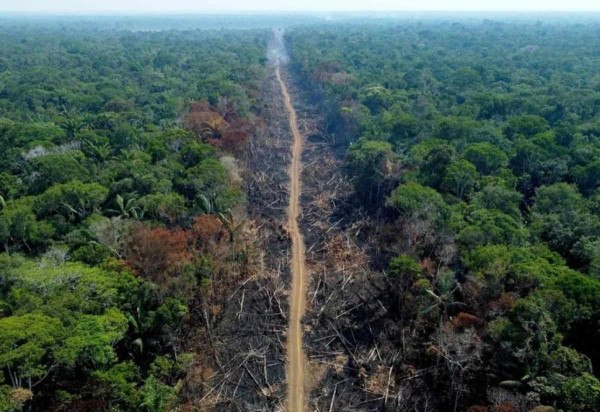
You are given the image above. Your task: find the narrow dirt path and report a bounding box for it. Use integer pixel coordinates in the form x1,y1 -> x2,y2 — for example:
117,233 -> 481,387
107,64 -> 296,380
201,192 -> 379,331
274,39 -> 307,412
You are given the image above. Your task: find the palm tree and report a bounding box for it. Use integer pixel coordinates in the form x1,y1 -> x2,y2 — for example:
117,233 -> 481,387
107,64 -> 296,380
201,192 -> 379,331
83,140 -> 112,162
200,114 -> 229,141
109,195 -> 140,219
197,194 -> 215,214
80,114 -> 96,130
421,268 -> 465,321
58,114 -> 84,141
218,208 -> 245,243
185,111 -> 229,141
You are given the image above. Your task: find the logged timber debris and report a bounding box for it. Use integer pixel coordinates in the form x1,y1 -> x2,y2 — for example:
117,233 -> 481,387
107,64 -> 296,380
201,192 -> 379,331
179,56 -> 294,411
283,68 -> 438,411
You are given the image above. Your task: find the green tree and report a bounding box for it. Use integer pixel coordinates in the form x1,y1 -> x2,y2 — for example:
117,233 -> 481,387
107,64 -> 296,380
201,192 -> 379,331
35,180 -> 108,221
29,151 -> 90,194
382,112 -> 419,149
463,142 -> 508,175
531,183 -> 600,259
137,193 -> 186,224
459,209 -> 528,247
573,160 -> 600,195
436,116 -> 481,142
362,84 -> 392,114
347,139 -> 396,206
504,115 -> 549,139
561,373 -> 600,411
386,182 -> 446,221
92,362 -> 140,408
471,184 -> 522,218
56,309 -> 128,368
442,160 -> 479,199
140,375 -> 177,412
0,314 -> 64,390
0,198 -> 53,252
412,140 -> 457,188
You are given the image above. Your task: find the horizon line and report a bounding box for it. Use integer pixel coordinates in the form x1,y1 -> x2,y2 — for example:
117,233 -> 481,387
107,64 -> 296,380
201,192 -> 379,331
2,9 -> 600,15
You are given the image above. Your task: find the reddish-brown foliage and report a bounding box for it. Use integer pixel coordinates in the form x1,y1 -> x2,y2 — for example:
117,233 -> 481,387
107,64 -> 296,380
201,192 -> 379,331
220,127 -> 249,153
450,312 -> 482,330
215,97 -> 239,122
493,404 -> 518,412
489,293 -> 517,314
192,214 -> 225,245
126,224 -> 193,283
184,111 -> 228,140
188,100 -> 212,113
184,101 -> 252,154
419,257 -> 436,275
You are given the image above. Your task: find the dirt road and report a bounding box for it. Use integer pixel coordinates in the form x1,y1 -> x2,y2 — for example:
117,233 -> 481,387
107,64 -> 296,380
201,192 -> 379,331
273,35 -> 307,412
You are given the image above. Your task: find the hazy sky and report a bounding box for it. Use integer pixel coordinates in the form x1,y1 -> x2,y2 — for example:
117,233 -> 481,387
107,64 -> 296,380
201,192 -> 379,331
0,0 -> 598,12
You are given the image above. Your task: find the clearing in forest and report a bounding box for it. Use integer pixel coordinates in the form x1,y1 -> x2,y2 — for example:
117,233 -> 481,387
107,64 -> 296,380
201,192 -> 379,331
272,30 -> 307,412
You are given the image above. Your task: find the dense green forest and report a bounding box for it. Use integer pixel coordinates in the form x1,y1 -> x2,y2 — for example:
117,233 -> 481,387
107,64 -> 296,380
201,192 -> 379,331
286,20 -> 600,411
0,22 -> 268,411
3,13 -> 600,412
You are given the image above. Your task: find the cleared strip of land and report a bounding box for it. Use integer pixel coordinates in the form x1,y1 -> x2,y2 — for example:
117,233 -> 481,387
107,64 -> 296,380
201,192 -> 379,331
274,42 -> 307,412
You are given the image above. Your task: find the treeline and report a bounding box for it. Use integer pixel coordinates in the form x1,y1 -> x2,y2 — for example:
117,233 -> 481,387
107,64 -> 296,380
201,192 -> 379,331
0,14 -> 325,32
0,24 -> 268,411
287,20 -> 600,410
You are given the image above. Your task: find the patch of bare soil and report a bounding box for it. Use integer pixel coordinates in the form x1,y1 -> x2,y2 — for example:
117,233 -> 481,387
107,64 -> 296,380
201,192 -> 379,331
275,55 -> 308,412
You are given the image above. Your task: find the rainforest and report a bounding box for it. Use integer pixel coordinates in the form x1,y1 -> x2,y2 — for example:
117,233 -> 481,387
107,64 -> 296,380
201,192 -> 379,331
1,12 -> 600,412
